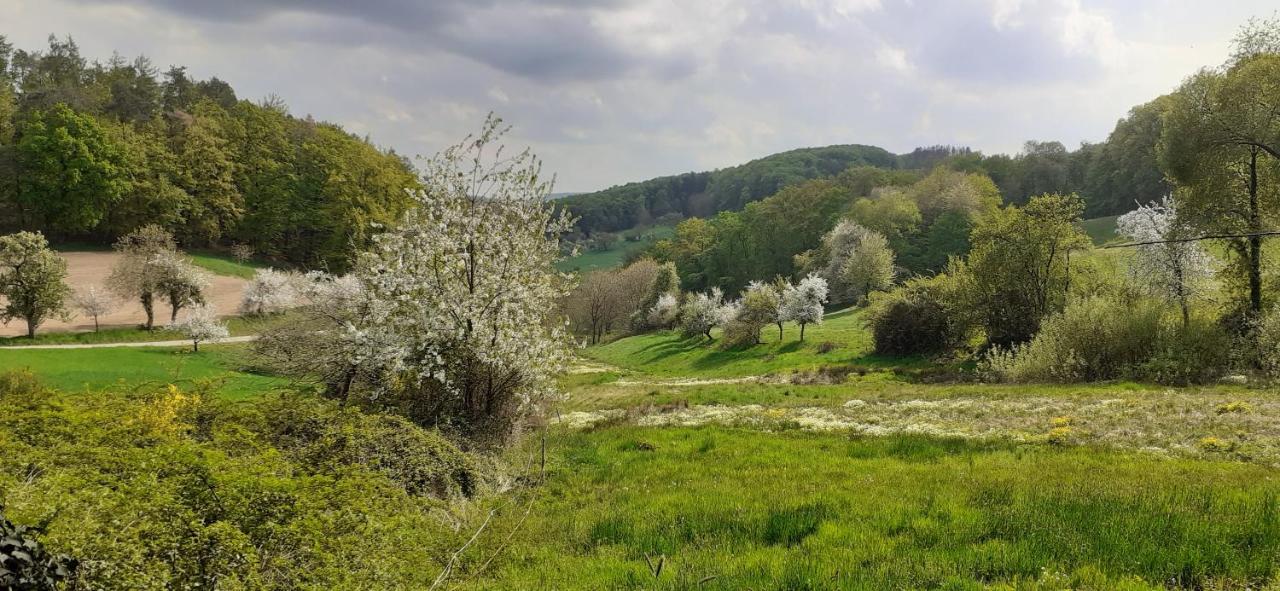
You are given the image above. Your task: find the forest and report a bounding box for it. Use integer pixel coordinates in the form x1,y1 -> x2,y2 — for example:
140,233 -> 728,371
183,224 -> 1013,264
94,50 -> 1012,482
0,35 -> 420,271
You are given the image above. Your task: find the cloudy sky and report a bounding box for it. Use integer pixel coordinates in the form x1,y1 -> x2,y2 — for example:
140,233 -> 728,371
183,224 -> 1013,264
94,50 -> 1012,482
1,0 -> 1274,192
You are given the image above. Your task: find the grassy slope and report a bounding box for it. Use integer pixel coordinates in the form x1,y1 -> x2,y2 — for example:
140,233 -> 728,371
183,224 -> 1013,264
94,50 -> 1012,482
0,344 -> 282,399
584,307 -> 920,378
1080,214 -> 1120,245
0,313 -> 293,347
558,226 -> 675,273
467,427 -> 1280,590
189,250 -> 267,279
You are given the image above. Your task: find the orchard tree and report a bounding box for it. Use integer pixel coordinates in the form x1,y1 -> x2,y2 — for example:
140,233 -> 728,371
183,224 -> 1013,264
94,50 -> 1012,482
733,280 -> 782,344
277,115 -> 575,443
1116,196 -> 1216,324
1161,52 -> 1280,315
0,231 -> 70,337
107,224 -> 177,330
968,193 -> 1090,347
646,292 -> 680,329
171,303 -> 228,352
679,287 -> 736,340
781,274 -> 828,341
153,252 -> 209,322
239,268 -> 297,316
841,230 -> 895,304
74,285 -> 116,331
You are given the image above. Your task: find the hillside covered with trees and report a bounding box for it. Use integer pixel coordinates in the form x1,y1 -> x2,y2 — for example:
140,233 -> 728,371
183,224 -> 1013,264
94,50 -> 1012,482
0,35 -> 419,271
562,98 -> 1170,240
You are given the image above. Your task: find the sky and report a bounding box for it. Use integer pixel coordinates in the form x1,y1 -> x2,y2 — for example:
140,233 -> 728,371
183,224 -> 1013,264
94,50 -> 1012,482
1,0 -> 1274,193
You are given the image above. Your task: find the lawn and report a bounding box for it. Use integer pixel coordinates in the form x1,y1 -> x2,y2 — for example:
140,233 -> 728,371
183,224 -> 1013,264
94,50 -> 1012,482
0,343 -> 284,399
1080,214 -> 1120,245
460,426 -> 1280,590
0,313 -> 292,347
189,250 -> 269,279
584,307 -> 922,378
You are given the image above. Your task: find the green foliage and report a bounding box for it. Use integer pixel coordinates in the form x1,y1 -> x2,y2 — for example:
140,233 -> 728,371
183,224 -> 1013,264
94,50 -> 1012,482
869,268 -> 977,356
563,145 -> 896,236
968,193 -> 1091,347
0,376 -> 488,590
0,36 -> 419,270
0,506 -> 77,590
16,103 -> 127,234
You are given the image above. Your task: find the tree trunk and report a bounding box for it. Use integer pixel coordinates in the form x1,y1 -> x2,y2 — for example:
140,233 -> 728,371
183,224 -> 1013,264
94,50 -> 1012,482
777,322 -> 783,342
799,323 -> 806,342
93,315 -> 100,332
142,294 -> 155,330
171,301 -> 180,323
26,320 -> 35,338
192,339 -> 199,353
1248,148 -> 1263,315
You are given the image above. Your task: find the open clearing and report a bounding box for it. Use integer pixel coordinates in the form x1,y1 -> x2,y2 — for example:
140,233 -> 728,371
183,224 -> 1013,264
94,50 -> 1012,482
0,251 -> 250,337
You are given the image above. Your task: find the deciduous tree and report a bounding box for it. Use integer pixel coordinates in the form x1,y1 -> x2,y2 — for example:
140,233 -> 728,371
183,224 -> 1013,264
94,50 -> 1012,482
0,231 -> 69,337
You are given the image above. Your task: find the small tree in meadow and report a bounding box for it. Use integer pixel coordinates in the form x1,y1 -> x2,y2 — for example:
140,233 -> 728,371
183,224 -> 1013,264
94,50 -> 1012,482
108,225 -> 177,330
0,231 -> 71,338
731,280 -> 782,344
154,252 -> 210,322
646,292 -> 680,328
75,286 -> 117,332
781,274 -> 828,341
171,303 -> 229,352
680,287 -> 735,340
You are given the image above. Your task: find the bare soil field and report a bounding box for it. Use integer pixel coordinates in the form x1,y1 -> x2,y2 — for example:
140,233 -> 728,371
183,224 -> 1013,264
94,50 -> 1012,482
0,251 -> 248,337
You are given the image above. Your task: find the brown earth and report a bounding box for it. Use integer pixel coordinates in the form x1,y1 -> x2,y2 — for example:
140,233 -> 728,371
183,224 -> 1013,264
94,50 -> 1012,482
0,251 -> 248,337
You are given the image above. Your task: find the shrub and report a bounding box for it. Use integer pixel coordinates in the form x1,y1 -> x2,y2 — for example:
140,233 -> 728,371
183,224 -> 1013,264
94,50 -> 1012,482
868,269 -> 976,357
1138,313 -> 1232,385
0,368 -> 44,402
982,296 -> 1164,383
1,507 -> 77,590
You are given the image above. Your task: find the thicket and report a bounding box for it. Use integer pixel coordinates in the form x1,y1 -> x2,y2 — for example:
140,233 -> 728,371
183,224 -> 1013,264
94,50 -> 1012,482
0,370 -> 488,590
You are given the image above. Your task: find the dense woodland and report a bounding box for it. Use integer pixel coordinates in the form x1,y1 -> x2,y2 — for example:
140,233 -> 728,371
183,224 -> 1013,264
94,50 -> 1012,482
562,99 -> 1171,239
0,35 -> 419,271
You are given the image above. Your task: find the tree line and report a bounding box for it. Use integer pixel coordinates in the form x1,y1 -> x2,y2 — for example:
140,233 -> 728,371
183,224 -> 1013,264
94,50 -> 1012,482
561,94 -> 1173,240
0,35 -> 420,271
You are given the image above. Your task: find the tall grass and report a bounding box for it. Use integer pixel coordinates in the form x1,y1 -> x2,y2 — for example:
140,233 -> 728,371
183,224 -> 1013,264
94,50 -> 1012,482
461,427 -> 1280,590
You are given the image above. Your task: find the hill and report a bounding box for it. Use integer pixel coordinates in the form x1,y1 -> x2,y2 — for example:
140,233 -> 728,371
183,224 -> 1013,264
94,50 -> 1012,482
560,144 -> 897,236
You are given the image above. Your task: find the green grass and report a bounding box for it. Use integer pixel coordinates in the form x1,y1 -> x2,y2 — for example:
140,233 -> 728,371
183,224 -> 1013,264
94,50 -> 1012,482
1080,214 -> 1120,245
584,307 -> 923,378
558,225 -> 675,273
0,313 -> 293,346
463,426 -> 1280,590
0,343 -> 283,399
189,250 -> 268,279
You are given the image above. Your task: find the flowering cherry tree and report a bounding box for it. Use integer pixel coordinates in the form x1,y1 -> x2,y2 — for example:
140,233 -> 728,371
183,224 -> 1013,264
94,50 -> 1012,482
1117,196 -> 1216,324
240,268 -> 298,316
308,115 -> 575,443
781,274 -> 828,341
75,285 -> 116,332
646,292 -> 680,329
171,303 -> 228,352
679,287 -> 736,340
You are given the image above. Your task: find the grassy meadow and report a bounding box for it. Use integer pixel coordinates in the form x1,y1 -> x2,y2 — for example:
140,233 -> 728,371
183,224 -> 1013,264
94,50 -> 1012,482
11,214 -> 1280,588
558,225 -> 676,272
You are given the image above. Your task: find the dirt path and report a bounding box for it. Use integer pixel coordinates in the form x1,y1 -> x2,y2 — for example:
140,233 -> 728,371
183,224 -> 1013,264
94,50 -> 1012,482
1,335 -> 258,350
0,252 -> 249,337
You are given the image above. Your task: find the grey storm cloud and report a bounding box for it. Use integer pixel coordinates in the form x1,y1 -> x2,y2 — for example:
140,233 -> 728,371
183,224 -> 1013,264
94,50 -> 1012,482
62,0 -> 672,82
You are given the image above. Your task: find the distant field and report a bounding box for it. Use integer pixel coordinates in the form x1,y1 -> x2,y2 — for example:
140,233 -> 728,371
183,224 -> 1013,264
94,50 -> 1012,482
1080,214 -> 1120,245
189,250 -> 268,279
558,225 -> 675,273
0,344 -> 282,399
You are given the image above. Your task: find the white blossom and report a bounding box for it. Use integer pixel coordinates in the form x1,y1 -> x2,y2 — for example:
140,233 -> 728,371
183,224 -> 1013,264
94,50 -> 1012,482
679,287 -> 735,340
1117,196 -> 1216,321
240,268 -> 299,315
646,292 -> 680,328
170,303 -> 229,352
780,274 -> 828,341
74,285 -> 116,331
